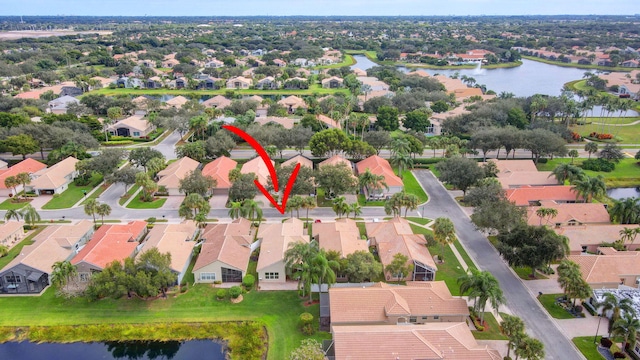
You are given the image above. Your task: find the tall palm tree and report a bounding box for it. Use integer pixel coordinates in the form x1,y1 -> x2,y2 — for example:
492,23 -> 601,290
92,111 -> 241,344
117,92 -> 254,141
390,151 -> 413,178
96,203 -> 112,225
556,259 -> 581,297
349,202 -> 362,219
180,193 -> 210,220
599,292 -> 634,336
390,137 -> 410,156
242,199 -> 264,224
51,260 -> 77,294
550,163 -> 584,184
514,335 -> 545,360
571,175 -> 606,203
609,198 -> 640,224
227,201 -> 243,220
285,240 -> 319,298
302,196 -> 317,222
15,172 -> 31,200
3,176 -> 19,199
20,204 -> 40,228
433,217 -> 456,256
84,199 -> 98,224
501,314 -> 525,360
358,169 -> 387,199
612,313 -> 640,354
4,208 -> 22,222
309,250 -> 338,302
401,192 -> 419,217
457,268 -> 505,323
535,207 -> 558,226
332,196 -> 349,218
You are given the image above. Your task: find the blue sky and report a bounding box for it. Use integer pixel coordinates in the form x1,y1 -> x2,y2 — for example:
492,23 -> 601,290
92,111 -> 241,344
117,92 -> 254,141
1,0 -> 638,16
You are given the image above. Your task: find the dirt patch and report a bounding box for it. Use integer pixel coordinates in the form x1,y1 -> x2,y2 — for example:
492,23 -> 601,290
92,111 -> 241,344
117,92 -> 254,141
231,295 -> 243,304
302,300 -> 319,307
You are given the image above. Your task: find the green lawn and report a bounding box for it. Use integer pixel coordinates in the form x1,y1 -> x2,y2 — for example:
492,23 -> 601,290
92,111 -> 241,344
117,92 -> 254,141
538,294 -> 575,319
314,54 -> 355,69
537,158 -> 640,187
573,336 -> 606,360
88,83 -> 349,97
522,55 -> 636,72
355,222 -> 367,238
402,170 -> 428,204
357,194 -> 386,206
453,240 -> 478,270
314,189 -> 334,208
472,312 -> 508,340
80,183 -> 110,206
119,185 -> 140,206
0,285 -> 330,360
513,266 -> 548,280
405,216 -> 431,225
126,196 -> 167,209
0,198 -> 30,210
41,174 -> 104,210
0,226 -> 44,270
572,121 -> 640,144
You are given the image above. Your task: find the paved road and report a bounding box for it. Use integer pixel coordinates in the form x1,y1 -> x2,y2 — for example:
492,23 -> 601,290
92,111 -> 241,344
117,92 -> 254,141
413,169 -> 584,360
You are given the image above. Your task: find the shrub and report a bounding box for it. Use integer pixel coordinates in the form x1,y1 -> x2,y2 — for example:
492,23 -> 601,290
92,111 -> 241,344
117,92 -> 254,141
583,301 -> 597,316
504,357 -> 513,360
229,286 -> 242,299
537,158 -> 548,164
216,289 -> 227,300
147,217 -> 157,224
242,274 -> 255,290
613,352 -> 626,359
213,280 -> 222,285
101,140 -> 134,146
475,325 -> 485,331
300,312 -> 314,326
582,158 -> 615,172
601,337 -> 613,348
301,323 -> 315,335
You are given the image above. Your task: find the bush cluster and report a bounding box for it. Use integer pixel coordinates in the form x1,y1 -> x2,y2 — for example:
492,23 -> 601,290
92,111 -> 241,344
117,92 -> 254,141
589,132 -> 613,140
581,158 -> 615,172
229,286 -> 242,299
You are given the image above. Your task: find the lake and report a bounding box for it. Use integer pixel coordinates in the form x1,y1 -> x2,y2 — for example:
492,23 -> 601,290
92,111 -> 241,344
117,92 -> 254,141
607,187 -> 640,201
0,340 -> 226,360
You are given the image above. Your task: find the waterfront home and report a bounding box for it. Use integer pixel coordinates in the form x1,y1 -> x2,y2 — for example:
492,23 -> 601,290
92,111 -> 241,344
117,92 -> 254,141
312,219 -> 367,258
256,218 -> 307,284
140,221 -> 198,284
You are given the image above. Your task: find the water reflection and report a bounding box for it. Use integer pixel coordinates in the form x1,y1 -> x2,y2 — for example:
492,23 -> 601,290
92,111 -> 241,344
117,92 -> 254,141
106,340 -> 181,360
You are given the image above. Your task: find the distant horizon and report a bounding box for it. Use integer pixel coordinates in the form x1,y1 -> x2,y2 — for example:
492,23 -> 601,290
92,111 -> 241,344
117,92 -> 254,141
1,0 -> 638,17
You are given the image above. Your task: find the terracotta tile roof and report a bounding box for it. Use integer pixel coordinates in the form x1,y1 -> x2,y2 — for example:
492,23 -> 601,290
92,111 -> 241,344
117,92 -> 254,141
201,156 -> 237,189
452,87 -> 484,99
489,159 -> 539,173
30,157 -> 78,190
356,155 -> 403,187
157,157 -> 200,190
556,224 -> 639,253
497,171 -> 557,189
241,156 -> 275,186
246,95 -> 264,103
194,219 -> 253,272
316,114 -> 341,129
353,68 -> 367,76
321,76 -> 344,85
277,95 -> 307,109
255,117 -> 296,129
202,95 -> 231,109
318,155 -> 353,170
281,155 -> 313,169
0,158 -> 47,189
256,218 -> 308,271
526,202 -> 610,227
329,281 -> 468,324
505,185 -> 582,206
2,220 -> 93,274
140,221 -> 197,273
332,323 -> 501,360
312,219 -> 367,257
165,95 -> 189,108
107,114 -> 153,133
0,221 -> 23,240
71,221 -> 147,270
434,75 -> 469,93
366,218 -> 437,273
407,70 -> 431,77
569,251 -> 640,286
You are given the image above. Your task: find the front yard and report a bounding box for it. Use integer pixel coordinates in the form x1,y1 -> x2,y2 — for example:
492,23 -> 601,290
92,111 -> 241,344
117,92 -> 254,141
0,197 -> 30,210
41,173 -> 103,210
538,293 -> 579,319
126,195 -> 167,209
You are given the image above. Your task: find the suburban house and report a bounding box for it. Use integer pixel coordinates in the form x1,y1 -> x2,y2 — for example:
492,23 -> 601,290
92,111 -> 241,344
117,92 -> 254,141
140,221 -> 199,284
27,156 -> 79,195
318,155 -> 353,171
321,76 -> 344,88
204,59 -> 224,68
162,58 -> 180,68
312,219 -> 367,258
356,155 -> 404,198
196,76 -> 221,90
201,156 -> 238,195
157,157 -> 201,196
47,95 -> 80,114
115,77 -> 144,89
256,218 -> 308,284
328,281 -> 468,327
107,114 -> 156,138
255,76 -> 278,90
569,250 -> 640,289
330,323 -> 501,360
193,218 -> 254,284
226,76 -> 252,89
505,186 -> 583,206
174,77 -> 187,89
281,155 -> 314,169
72,221 -> 147,280
165,95 -> 189,109
273,59 -> 287,67
489,159 -> 557,189
0,221 -> 24,248
621,60 -> 640,68
525,201 -> 610,227
202,95 -> 232,109
556,224 -> 640,254
366,218 -> 437,282
317,114 -> 341,129
278,95 -> 307,113
0,158 -> 47,197
283,77 -> 308,90
146,76 -> 163,89
241,156 -> 275,187
0,220 -> 94,294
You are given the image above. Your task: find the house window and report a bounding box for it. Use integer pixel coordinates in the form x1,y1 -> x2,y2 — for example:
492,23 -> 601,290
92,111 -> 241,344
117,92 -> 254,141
409,316 -> 417,323
79,273 -> 90,282
264,272 -> 279,280
422,316 -> 429,320
133,132 -> 140,137
200,273 -> 216,281
5,275 -> 21,283
433,316 -> 440,320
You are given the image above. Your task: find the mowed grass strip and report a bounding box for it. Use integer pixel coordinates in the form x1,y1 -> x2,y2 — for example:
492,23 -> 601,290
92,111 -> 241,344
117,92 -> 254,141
42,173 -> 103,210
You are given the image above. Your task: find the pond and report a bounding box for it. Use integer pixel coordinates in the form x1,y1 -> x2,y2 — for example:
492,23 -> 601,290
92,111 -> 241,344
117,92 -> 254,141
0,340 -> 226,360
607,187 -> 640,201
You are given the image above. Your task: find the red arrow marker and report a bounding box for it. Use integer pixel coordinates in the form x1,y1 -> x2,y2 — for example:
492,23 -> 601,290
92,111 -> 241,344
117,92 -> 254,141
223,125 -> 300,214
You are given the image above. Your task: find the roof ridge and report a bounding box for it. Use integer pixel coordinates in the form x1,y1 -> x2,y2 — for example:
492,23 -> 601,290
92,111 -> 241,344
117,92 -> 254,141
411,328 -> 443,357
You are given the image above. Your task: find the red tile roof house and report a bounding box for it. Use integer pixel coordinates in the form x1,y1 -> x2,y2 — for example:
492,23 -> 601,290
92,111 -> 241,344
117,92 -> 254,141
71,221 -> 147,283
312,218 -> 368,258
366,217 -> 437,282
0,221 -> 24,249
139,221 -> 198,284
569,250 -> 640,289
329,281 -> 468,327
505,185 -> 584,206
241,156 -> 275,187
526,201 -> 610,227
27,156 -> 79,195
201,156 -> 238,196
556,224 -> 640,255
488,159 -> 557,189
0,158 -> 47,197
356,155 -> 403,199
281,155 -> 314,170
330,323 -> 501,360
193,218 -> 254,284
157,157 -> 201,196
256,218 -> 308,284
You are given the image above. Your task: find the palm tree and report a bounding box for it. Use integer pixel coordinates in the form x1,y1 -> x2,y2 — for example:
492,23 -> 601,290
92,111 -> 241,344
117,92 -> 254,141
390,151 -> 413,178
4,208 -> 22,222
612,313 -> 640,354
567,150 -> 579,164
3,176 -> 19,199
242,199 -> 264,225
557,260 -> 581,297
228,201 -> 243,220
285,240 -> 319,298
501,314 -> 525,360
514,335 -> 545,360
309,250 -> 338,302
286,196 -> 304,218
51,260 -> 77,294
571,175 -> 606,203
457,268 -> 505,323
332,196 -> 349,218
349,202 -> 362,219
599,292 -> 635,336
20,204 -> 40,228
609,198 -> 640,224
535,207 -> 558,226
302,196 -> 317,222
401,192 -> 419,217
84,199 -> 98,224
358,169 -> 387,199
619,227 -> 640,247
550,163 -> 584,184
390,137 -> 410,156
96,203 -> 111,225
180,193 -> 210,220
16,172 -> 31,200
433,217 -> 456,257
